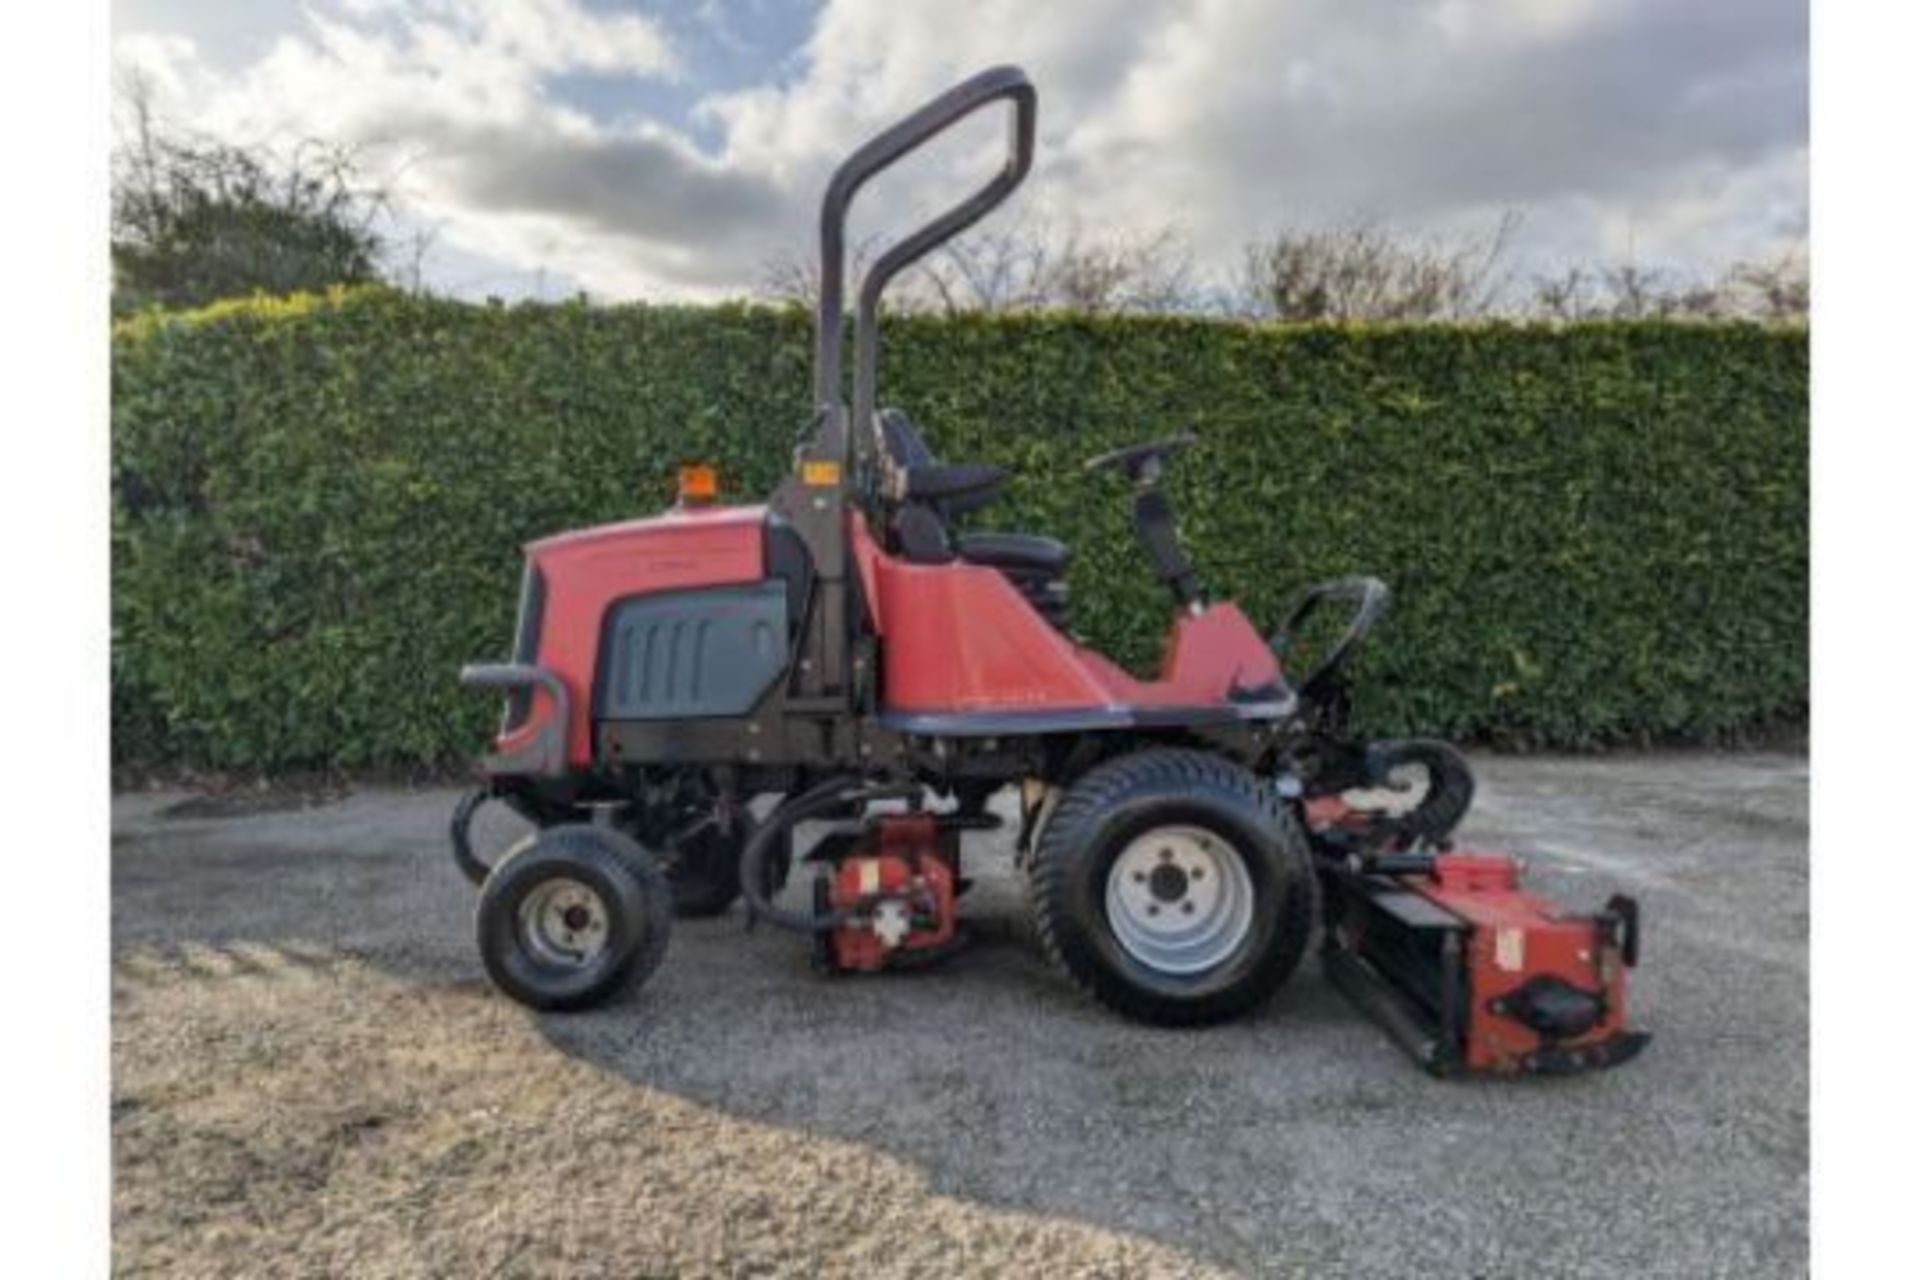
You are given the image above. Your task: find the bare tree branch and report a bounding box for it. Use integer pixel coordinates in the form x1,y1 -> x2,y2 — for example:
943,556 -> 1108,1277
111,74 -> 393,312
1234,215 -> 1519,322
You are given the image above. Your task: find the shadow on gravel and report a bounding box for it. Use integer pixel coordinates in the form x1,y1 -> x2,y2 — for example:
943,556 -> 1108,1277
111,757 -> 1811,1277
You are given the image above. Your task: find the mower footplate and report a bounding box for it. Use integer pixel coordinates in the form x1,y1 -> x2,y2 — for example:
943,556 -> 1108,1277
1322,851 -> 1647,1077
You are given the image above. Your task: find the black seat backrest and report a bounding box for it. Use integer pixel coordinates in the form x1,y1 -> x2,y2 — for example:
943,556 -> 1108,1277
878,407 -> 937,470
875,407 -> 1004,515
873,406 -> 1011,564
873,408 -> 952,562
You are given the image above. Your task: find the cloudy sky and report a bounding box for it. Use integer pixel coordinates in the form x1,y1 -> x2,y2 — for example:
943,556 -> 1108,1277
111,0 -> 1808,302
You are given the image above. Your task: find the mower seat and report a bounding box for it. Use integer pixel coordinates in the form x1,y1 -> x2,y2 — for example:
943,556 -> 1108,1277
874,407 -> 1074,630
954,531 -> 1070,575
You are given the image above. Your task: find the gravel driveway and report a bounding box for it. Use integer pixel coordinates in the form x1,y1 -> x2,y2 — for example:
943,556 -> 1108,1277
111,753 -> 1807,1277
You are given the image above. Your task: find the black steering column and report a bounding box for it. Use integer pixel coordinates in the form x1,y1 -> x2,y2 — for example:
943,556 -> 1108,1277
1085,434 -> 1203,609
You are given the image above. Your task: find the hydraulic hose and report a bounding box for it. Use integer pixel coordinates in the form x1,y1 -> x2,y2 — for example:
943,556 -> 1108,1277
739,775 -> 919,932
450,787 -> 495,887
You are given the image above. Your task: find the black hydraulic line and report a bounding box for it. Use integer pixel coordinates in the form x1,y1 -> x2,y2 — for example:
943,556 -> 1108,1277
739,775 -> 920,932
450,787 -> 494,887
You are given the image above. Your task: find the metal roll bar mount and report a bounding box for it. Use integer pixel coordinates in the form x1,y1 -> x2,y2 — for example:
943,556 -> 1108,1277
779,67 -> 1035,708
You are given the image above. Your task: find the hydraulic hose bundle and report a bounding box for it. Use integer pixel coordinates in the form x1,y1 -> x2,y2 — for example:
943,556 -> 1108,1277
738,776 -> 919,932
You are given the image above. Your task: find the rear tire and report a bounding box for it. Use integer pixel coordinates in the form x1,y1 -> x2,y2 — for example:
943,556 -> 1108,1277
475,824 -> 672,1012
1030,749 -> 1318,1027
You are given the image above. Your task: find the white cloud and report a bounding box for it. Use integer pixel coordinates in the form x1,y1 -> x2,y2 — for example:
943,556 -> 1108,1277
112,31 -> 198,97
111,0 -> 1808,301
701,0 -> 1808,288
114,0 -> 716,296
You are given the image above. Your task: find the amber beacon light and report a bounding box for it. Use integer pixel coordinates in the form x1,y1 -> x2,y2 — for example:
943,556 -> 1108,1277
677,462 -> 719,505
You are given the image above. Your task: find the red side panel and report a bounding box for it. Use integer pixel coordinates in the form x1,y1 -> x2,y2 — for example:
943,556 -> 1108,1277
1150,603 -> 1283,703
514,504 -> 766,766
856,515 -> 1279,714
875,553 -> 1116,710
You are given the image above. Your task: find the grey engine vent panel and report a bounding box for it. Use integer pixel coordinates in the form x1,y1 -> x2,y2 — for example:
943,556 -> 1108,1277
595,581 -> 789,719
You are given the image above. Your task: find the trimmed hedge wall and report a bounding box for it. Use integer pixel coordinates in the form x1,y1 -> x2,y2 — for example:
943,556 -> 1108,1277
111,288 -> 1806,768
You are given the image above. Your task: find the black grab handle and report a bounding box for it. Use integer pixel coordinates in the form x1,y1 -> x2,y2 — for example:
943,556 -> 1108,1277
1271,576 -> 1391,701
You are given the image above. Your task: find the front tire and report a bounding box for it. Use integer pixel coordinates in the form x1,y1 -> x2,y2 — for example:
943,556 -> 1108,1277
475,824 -> 672,1012
1030,749 -> 1318,1026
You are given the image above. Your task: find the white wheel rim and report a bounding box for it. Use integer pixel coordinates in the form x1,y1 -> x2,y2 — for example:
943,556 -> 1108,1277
1104,824 -> 1254,975
518,876 -> 611,969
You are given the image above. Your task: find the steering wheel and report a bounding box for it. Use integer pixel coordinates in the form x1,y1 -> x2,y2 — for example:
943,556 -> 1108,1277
1083,434 -> 1196,480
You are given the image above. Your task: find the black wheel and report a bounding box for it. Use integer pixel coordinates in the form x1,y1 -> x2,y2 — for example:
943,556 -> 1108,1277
644,812 -> 793,919
475,824 -> 672,1012
663,820 -> 747,918
1030,748 -> 1318,1027
1367,739 -> 1475,846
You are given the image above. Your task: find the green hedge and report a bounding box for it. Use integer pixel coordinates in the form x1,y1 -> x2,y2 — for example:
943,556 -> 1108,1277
111,288 -> 1807,768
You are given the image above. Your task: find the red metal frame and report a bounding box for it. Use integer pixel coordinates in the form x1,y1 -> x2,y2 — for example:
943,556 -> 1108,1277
1421,853 -> 1636,1073
852,513 -> 1280,712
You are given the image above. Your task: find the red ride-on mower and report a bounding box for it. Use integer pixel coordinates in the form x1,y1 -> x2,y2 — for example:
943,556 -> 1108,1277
452,67 -> 1647,1076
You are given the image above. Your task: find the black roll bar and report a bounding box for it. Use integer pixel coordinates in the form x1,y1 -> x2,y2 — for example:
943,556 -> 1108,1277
812,66 -> 1037,462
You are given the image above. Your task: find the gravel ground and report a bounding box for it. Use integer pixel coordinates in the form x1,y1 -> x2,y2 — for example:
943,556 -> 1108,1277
111,753 -> 1807,1277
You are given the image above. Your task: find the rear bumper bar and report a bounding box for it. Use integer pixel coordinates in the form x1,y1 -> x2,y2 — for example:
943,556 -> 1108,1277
459,663 -> 570,778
